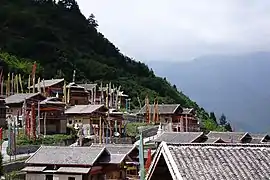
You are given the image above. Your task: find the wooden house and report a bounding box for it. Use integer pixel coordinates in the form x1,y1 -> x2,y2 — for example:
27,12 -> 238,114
22,144 -> 139,180
28,78 -> 64,97
5,93 -> 46,116
0,96 -> 6,127
66,83 -> 89,106
137,104 -> 199,132
90,143 -> 139,179
65,104 -> 108,139
39,97 -> 67,134
77,83 -> 97,105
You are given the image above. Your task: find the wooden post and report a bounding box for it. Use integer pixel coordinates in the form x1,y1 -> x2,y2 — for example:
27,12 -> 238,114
19,74 -> 23,93
99,116 -> 102,144
11,73 -> 14,95
37,101 -> 40,136
185,114 -> 188,132
28,75 -> 31,93
37,77 -> 41,93
16,74 -> 19,94
102,121 -> 105,143
44,112 -> 47,137
0,77 -> 3,96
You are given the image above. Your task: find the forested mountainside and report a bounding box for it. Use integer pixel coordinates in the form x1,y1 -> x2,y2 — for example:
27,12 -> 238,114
0,0 -> 230,131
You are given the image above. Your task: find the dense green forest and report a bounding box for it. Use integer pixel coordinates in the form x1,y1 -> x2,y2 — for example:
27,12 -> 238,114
0,0 -> 231,131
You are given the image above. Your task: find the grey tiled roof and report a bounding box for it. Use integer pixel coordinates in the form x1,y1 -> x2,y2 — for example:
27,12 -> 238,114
29,79 -> 64,88
207,131 -> 250,143
249,133 -> 270,143
65,104 -> 106,114
137,104 -> 181,115
154,132 -> 205,143
5,93 -> 44,104
168,144 -> 270,180
25,146 -> 107,166
147,143 -> 270,180
203,137 -> 225,143
77,83 -> 97,91
90,144 -> 137,164
91,143 -> 136,154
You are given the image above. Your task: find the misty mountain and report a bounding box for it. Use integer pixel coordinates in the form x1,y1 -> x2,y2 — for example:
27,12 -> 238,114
149,52 -> 270,133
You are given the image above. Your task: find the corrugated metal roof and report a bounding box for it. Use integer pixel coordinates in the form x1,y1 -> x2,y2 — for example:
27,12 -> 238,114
29,79 -> 64,89
65,104 -> 106,114
5,93 -> 44,104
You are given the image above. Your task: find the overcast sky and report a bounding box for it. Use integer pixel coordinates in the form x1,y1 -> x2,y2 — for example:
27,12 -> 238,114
76,0 -> 270,62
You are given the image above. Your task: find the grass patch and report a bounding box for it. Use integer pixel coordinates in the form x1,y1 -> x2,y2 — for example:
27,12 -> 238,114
16,134 -> 76,146
126,122 -> 155,137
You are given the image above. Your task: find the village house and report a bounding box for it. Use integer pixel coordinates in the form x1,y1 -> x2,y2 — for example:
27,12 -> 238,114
137,104 -> 199,132
66,83 -> 89,106
5,93 -> 46,117
28,78 -> 64,97
39,97 -> 67,134
90,143 -> 139,179
65,104 -> 108,139
21,144 -> 139,180
0,96 -> 6,127
145,142 -> 270,180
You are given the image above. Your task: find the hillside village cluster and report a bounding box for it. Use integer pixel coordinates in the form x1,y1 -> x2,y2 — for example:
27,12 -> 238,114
0,71 -> 270,180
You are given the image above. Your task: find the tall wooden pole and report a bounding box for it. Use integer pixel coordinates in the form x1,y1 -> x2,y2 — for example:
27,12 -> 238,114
19,74 -> 23,93
37,77 -> 41,93
99,116 -> 102,144
28,75 -> 31,93
11,73 -> 14,95
44,112 -> 47,137
7,73 -> 10,96
16,74 -> 19,94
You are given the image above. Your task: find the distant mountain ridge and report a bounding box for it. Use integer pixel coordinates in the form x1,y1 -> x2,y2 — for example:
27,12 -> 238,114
150,52 -> 270,133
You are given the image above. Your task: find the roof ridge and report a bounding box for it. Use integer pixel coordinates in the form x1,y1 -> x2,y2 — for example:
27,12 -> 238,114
166,143 -> 270,148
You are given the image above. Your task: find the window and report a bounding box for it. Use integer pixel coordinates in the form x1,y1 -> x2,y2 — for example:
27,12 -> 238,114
69,120 -> 72,124
68,177 -> 75,180
75,100 -> 78,105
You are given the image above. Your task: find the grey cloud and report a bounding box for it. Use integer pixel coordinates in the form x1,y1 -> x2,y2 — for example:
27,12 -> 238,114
76,0 -> 270,62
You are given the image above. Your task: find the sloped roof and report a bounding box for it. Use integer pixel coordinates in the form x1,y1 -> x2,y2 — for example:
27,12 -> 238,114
25,146 -> 109,166
182,108 -> 194,114
29,79 -> 64,89
5,93 -> 45,104
66,82 -> 85,89
77,83 -> 97,91
207,131 -> 251,143
138,104 -> 181,115
40,97 -> 65,105
90,144 -> 137,164
203,137 -> 225,143
65,104 -> 107,114
146,142 -> 270,180
154,132 -> 205,144
249,133 -> 270,143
